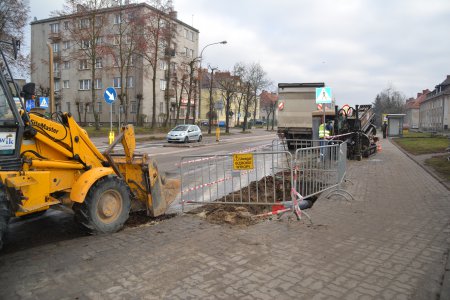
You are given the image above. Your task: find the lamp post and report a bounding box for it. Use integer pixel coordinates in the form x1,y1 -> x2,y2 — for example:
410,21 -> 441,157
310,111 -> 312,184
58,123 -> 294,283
197,40 -> 227,121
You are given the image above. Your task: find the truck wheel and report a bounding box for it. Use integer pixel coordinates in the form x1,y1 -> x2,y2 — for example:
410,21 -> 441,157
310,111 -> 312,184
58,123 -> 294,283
74,176 -> 131,234
0,184 -> 11,250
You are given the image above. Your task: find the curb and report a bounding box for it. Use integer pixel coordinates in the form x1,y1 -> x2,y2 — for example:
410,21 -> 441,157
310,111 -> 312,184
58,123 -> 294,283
390,138 -> 450,191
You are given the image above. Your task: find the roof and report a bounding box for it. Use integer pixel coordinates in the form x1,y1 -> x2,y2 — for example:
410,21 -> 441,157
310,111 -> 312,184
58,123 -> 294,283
30,2 -> 199,33
278,83 -> 325,88
405,89 -> 430,109
259,90 -> 278,106
425,75 -> 450,102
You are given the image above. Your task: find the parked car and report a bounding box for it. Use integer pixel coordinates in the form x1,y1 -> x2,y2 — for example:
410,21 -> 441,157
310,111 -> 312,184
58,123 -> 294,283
166,125 -> 202,143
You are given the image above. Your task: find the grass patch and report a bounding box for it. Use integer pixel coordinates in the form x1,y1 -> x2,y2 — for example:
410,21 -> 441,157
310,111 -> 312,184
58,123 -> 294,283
402,131 -> 442,138
425,155 -> 450,180
394,136 -> 448,155
82,126 -> 171,137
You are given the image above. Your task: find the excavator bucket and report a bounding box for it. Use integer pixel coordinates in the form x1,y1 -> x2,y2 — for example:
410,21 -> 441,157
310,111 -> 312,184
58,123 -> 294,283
103,125 -> 179,217
147,158 -> 180,216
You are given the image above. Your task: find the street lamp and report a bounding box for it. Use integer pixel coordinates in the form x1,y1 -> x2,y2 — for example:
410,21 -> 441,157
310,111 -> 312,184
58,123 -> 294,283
197,40 -> 227,120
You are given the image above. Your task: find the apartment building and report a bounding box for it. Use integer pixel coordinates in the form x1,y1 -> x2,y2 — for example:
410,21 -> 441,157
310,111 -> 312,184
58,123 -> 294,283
419,75 -> 450,132
30,2 -> 199,126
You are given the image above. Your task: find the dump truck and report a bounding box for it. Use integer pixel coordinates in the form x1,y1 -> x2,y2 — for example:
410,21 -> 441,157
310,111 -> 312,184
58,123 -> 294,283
0,40 -> 178,249
277,83 -> 335,146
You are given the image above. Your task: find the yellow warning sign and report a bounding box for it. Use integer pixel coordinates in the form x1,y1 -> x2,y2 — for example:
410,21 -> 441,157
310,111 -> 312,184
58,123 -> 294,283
233,153 -> 254,170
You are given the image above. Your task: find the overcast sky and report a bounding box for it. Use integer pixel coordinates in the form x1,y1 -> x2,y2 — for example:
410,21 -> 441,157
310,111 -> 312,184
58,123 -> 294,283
30,0 -> 450,106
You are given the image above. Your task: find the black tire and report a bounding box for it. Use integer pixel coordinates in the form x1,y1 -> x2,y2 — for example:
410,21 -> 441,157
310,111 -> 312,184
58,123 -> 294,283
73,175 -> 131,234
0,184 -> 11,250
184,136 -> 189,143
198,135 -> 202,142
19,210 -> 47,220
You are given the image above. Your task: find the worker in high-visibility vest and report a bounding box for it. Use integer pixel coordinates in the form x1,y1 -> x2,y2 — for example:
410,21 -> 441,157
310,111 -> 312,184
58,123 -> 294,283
318,120 -> 332,162
319,121 -> 331,139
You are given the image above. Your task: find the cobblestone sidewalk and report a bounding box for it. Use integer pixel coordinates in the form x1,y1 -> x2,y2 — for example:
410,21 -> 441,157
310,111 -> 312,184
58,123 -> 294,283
0,138 -> 449,299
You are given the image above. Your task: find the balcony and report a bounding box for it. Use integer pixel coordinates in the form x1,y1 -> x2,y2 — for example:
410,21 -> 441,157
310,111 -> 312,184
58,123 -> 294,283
49,32 -> 61,41
53,71 -> 61,79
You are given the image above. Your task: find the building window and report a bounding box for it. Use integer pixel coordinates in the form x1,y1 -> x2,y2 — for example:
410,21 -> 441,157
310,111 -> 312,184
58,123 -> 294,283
54,81 -> 60,92
79,79 -> 91,90
64,21 -> 69,30
160,79 -> 167,91
159,60 -> 168,70
95,57 -> 102,68
63,61 -> 70,69
127,76 -> 133,88
63,41 -> 70,49
79,59 -> 89,70
81,40 -> 91,49
113,35 -> 120,45
95,16 -> 103,27
97,101 -> 102,113
170,62 -> 177,72
128,55 -> 134,66
131,101 -> 137,114
184,47 -> 189,57
63,80 -> 69,89
113,77 -> 121,88
66,102 -> 71,113
94,79 -> 103,90
96,36 -> 103,44
126,35 -> 132,44
189,49 -> 194,58
80,18 -> 90,29
114,14 -> 122,24
50,23 -> 60,33
52,43 -> 60,53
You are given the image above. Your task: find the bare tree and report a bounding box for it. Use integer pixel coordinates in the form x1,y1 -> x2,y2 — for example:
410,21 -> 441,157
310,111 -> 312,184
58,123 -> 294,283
248,63 -> 271,126
260,90 -> 277,131
55,0 -> 112,130
372,85 -> 406,126
0,0 -> 29,74
138,0 -> 174,128
215,71 -> 240,133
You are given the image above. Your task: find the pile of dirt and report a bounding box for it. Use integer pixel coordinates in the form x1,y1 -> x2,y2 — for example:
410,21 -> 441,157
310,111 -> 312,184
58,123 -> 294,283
189,172 -> 297,226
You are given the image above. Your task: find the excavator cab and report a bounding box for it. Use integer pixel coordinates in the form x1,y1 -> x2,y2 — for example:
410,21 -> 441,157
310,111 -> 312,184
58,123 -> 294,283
0,40 -> 26,171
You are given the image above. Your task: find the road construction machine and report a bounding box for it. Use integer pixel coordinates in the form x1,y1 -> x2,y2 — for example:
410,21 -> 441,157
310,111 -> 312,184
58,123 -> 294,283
0,40 -> 178,249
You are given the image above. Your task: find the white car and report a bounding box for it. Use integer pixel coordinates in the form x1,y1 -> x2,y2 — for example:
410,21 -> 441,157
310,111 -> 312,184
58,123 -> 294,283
166,125 -> 202,143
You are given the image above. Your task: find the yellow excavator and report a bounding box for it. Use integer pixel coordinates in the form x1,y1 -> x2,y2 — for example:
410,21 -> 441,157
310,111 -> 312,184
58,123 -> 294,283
0,40 -> 178,249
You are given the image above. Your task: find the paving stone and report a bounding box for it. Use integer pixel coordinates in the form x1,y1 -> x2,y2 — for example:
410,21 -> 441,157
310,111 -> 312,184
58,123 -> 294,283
1,138 -> 450,299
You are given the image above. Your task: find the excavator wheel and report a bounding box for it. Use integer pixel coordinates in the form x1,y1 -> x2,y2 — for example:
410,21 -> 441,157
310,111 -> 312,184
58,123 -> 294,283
73,175 -> 131,234
0,184 -> 11,250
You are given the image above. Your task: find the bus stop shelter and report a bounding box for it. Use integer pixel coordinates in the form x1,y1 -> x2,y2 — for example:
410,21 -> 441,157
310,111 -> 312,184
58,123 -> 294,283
386,114 -> 406,137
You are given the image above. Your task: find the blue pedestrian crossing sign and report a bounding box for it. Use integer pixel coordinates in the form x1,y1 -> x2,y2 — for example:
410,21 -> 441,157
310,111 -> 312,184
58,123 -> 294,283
39,97 -> 49,109
25,100 -> 35,112
104,87 -> 117,104
316,87 -> 332,104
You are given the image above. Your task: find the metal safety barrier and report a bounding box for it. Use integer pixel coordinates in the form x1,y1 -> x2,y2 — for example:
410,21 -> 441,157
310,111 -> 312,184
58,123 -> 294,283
294,142 -> 353,201
180,151 -> 294,211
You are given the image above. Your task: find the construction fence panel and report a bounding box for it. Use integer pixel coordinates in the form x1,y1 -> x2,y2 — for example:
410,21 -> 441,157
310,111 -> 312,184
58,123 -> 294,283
180,151 -> 294,211
294,142 -> 349,200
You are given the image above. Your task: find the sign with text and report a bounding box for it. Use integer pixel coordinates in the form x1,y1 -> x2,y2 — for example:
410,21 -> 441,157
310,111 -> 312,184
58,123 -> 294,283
0,132 -> 16,150
233,153 -> 254,170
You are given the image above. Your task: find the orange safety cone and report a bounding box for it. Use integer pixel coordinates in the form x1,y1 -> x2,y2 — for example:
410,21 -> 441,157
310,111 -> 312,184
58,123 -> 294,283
377,142 -> 382,152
